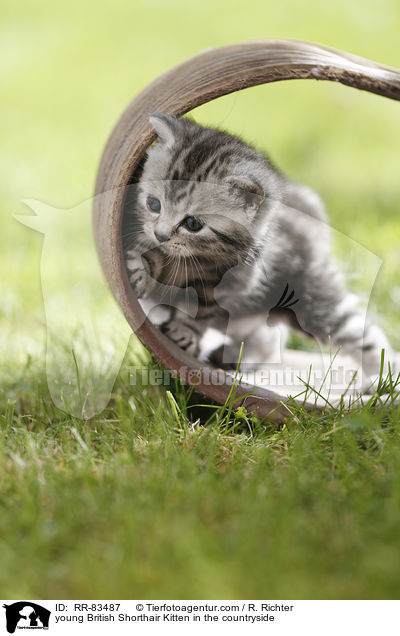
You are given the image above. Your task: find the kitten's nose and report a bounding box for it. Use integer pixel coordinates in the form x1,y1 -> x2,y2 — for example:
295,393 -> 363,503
154,229 -> 170,243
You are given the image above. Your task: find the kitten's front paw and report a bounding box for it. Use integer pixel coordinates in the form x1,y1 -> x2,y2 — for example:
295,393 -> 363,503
126,259 -> 150,299
208,344 -> 238,370
160,319 -> 200,357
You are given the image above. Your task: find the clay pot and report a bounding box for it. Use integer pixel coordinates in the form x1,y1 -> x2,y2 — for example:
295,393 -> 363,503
93,40 -> 400,423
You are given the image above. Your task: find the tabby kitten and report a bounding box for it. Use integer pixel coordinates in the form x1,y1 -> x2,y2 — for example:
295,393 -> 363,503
124,113 -> 396,386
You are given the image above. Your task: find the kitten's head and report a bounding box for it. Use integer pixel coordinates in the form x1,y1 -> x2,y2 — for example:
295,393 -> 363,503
134,113 -> 280,265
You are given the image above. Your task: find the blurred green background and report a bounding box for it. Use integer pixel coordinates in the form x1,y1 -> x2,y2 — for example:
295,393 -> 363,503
1,0 -> 400,600
1,0 -> 400,365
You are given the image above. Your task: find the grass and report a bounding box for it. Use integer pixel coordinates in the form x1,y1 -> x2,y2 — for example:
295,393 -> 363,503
1,0 -> 400,600
1,357 -> 400,599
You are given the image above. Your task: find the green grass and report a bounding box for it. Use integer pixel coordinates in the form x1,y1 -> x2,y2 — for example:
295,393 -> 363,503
1,359 -> 400,599
2,0 -> 400,599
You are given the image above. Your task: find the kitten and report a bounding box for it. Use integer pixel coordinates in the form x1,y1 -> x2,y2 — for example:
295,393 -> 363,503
124,113 -> 397,388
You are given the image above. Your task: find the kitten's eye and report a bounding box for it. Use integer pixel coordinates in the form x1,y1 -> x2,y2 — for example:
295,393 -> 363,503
182,216 -> 203,232
146,196 -> 161,213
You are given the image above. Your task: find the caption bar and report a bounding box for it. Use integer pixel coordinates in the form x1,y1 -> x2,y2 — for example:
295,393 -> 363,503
2,600 -> 400,634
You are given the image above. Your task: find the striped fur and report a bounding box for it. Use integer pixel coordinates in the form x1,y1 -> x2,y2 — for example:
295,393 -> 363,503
123,114 -> 397,388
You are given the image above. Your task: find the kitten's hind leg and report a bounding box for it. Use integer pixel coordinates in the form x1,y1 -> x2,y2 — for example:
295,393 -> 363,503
329,295 -> 398,390
295,288 -> 398,392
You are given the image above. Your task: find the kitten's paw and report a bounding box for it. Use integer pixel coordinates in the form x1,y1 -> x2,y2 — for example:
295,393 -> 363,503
160,319 -> 200,356
126,260 -> 150,299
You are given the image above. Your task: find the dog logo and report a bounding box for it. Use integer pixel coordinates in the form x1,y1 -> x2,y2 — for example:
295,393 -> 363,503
3,602 -> 51,633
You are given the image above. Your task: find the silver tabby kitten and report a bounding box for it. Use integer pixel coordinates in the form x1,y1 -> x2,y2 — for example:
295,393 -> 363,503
124,113 -> 396,386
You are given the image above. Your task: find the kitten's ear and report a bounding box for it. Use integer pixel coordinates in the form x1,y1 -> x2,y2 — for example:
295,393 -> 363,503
225,175 -> 265,218
149,113 -> 181,149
